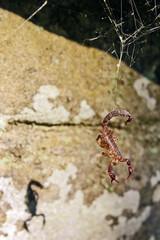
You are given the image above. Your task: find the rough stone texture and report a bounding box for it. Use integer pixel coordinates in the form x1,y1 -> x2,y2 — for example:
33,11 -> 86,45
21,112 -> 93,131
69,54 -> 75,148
0,8 -> 160,240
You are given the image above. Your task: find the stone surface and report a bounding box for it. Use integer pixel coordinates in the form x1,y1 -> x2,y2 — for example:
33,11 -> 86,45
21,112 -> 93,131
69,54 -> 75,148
0,8 -> 160,240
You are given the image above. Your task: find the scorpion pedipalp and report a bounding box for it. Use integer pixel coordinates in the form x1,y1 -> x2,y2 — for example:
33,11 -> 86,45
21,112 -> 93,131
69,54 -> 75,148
108,162 -> 121,184
124,158 -> 133,182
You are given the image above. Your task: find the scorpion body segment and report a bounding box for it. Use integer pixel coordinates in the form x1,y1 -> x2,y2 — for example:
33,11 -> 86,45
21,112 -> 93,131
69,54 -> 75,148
97,109 -> 133,183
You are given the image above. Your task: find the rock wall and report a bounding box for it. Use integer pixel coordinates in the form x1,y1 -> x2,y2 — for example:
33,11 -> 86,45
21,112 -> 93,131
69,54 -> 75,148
0,8 -> 160,240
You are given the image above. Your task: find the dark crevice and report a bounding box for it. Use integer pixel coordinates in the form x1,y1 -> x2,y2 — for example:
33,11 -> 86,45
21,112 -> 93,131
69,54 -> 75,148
8,119 -> 100,127
8,119 -> 136,129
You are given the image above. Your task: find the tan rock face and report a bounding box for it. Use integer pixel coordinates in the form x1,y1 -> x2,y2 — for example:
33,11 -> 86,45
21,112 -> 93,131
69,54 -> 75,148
0,8 -> 160,240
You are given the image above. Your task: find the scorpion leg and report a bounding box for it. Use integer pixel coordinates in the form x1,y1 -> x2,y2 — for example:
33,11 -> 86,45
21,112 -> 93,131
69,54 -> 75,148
96,134 -> 104,148
108,161 -> 121,184
102,152 -> 109,156
120,158 -> 133,182
112,135 -> 118,142
102,150 -> 113,158
109,130 -> 119,142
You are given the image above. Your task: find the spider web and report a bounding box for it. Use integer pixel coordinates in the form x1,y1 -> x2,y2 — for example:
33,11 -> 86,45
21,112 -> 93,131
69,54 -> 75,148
88,0 -> 160,73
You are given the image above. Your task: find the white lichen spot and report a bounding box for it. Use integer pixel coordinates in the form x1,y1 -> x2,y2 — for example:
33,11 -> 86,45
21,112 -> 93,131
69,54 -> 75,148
150,170 -> 160,187
116,206 -> 151,237
33,85 -> 59,112
152,184 -> 160,203
0,177 -> 28,240
73,99 -> 95,123
0,113 -> 11,131
133,77 -> 156,110
14,85 -> 70,124
149,235 -> 156,240
44,163 -> 78,200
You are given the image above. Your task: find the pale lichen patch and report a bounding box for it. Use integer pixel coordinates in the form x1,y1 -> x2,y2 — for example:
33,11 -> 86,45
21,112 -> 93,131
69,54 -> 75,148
0,114 -> 11,131
150,170 -> 160,187
133,77 -> 156,110
0,177 -> 28,239
44,163 -> 78,200
117,206 -> 151,237
149,235 -> 156,240
14,85 -> 70,124
33,85 -> 59,112
73,100 -> 95,124
152,184 -> 160,203
0,85 -> 70,128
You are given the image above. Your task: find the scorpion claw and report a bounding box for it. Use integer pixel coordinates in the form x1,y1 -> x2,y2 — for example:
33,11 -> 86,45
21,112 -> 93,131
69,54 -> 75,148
110,174 -> 121,184
108,165 -> 121,184
125,166 -> 133,182
111,178 -> 121,184
24,219 -> 30,232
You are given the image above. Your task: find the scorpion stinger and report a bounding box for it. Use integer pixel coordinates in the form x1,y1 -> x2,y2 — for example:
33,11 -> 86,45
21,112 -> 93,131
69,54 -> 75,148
97,109 -> 133,183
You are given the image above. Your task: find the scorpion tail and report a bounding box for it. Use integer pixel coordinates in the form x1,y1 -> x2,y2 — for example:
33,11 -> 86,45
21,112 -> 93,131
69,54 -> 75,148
28,180 -> 43,190
102,109 -> 132,126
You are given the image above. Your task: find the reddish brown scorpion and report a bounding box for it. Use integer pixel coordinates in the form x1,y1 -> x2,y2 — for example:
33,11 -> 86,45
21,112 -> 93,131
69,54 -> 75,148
96,109 -> 133,183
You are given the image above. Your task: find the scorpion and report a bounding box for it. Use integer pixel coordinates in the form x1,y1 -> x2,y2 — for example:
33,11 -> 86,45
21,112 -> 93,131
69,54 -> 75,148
24,180 -> 45,232
96,109 -> 133,183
